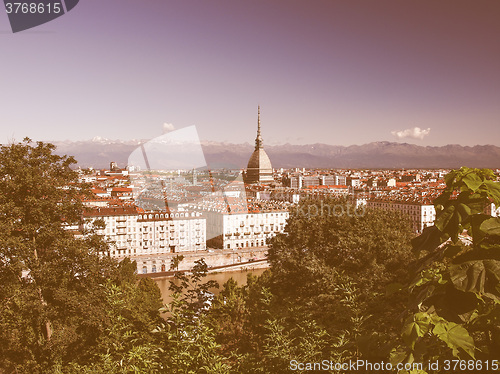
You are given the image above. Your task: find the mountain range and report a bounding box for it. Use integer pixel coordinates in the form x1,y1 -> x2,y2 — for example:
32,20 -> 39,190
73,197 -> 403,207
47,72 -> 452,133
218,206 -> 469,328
50,138 -> 500,170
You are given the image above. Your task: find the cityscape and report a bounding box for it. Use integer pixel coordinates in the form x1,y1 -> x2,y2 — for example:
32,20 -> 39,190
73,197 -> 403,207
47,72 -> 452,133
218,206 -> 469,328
3,114 -> 500,374
66,109 -> 500,276
2,1 -> 500,372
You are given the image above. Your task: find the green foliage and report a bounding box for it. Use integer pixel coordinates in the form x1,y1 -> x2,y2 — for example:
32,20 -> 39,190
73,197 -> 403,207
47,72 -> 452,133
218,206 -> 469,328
61,278 -> 163,374
207,271 -> 344,374
0,140 -> 164,373
267,197 -> 416,359
260,318 -> 329,374
156,296 -> 230,374
398,167 -> 500,365
269,197 -> 415,293
193,199 -> 417,372
168,259 -> 219,316
207,277 -> 249,356
0,139 -> 107,372
169,254 -> 185,271
155,259 -> 231,373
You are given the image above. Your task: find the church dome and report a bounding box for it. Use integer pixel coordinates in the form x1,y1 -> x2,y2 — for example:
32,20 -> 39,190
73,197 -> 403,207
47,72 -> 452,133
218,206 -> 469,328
245,106 -> 274,185
247,148 -> 272,170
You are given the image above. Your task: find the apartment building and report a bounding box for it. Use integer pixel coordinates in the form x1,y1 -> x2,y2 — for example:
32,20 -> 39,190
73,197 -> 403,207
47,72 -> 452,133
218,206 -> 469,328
367,198 -> 435,233
205,209 -> 289,249
84,206 -> 206,258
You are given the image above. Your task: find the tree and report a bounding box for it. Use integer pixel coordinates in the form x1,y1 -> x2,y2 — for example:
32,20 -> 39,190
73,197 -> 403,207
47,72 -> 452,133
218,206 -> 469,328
169,254 -> 184,272
0,139 -> 164,372
267,197 -> 416,361
0,138 -> 101,370
207,277 -> 248,357
154,259 -> 231,373
394,167 -> 500,368
168,258 -> 219,316
202,198 -> 416,373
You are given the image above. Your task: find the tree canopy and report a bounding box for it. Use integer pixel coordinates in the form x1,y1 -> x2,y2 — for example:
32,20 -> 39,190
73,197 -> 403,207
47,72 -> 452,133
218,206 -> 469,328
0,139 -> 163,373
394,167 -> 500,367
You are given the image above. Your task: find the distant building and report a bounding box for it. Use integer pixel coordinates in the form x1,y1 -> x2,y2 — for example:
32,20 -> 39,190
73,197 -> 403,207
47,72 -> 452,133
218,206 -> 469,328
320,175 -> 346,186
283,174 -> 302,189
300,176 -> 318,188
244,106 -> 274,185
367,198 -> 435,233
347,177 -> 362,188
106,162 -> 129,177
320,175 -> 336,186
110,161 -> 119,171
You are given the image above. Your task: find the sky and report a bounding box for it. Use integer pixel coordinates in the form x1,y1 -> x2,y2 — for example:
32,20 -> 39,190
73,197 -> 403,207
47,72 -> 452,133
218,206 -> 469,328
1,0 -> 499,146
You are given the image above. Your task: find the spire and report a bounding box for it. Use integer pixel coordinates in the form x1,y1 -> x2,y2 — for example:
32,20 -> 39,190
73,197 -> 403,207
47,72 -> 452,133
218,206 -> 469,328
255,105 -> 263,149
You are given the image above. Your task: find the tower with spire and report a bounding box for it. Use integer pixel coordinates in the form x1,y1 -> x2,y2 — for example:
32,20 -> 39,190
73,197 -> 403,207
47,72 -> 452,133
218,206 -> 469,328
244,106 -> 274,185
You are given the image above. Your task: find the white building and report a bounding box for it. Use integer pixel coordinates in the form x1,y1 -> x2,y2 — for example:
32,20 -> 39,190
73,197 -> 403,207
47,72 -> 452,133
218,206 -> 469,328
367,199 -> 436,233
205,209 -> 289,249
84,206 -> 206,258
369,200 -> 499,234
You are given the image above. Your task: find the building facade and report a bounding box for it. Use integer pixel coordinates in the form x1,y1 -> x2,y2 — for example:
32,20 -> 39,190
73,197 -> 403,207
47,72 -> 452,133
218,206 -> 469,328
205,209 -> 289,249
84,207 -> 206,258
367,199 -> 435,233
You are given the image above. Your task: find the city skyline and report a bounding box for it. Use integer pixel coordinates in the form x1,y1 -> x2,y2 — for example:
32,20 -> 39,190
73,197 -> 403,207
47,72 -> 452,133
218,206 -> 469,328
1,0 -> 499,147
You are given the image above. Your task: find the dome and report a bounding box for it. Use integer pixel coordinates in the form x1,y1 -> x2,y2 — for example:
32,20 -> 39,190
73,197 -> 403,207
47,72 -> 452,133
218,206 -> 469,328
245,107 -> 274,184
247,148 -> 272,171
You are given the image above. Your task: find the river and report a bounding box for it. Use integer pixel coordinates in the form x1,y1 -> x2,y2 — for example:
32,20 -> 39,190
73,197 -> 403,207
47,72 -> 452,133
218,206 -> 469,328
154,268 -> 268,304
